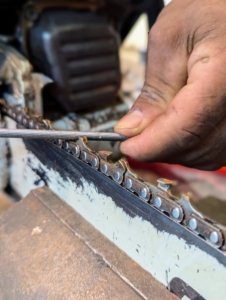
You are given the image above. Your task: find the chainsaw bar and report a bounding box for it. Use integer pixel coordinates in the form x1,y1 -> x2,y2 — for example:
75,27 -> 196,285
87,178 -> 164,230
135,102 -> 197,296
1,100 -> 226,252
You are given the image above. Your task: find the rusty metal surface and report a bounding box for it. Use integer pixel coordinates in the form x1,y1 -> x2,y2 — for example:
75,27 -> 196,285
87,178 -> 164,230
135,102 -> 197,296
0,187 -> 178,300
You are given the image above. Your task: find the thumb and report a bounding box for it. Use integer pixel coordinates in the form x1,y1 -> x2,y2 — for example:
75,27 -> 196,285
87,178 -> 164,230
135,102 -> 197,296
114,98 -> 166,138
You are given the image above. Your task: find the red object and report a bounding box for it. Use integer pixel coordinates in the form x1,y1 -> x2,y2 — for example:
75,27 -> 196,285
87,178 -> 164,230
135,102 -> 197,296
128,158 -> 226,178
217,167 -> 226,174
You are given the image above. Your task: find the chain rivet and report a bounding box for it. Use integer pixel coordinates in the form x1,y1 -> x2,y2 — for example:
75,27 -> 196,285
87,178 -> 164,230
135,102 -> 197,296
125,178 -> 132,189
81,151 -> 87,161
22,117 -> 27,126
92,157 -> 98,167
56,139 -> 62,147
209,231 -> 219,244
188,218 -> 197,230
72,146 -> 79,157
7,108 -> 12,116
28,120 -> 34,129
153,197 -> 162,208
140,187 -> 148,199
113,171 -> 120,181
171,207 -> 180,219
63,141 -> 69,151
101,164 -> 108,173
17,114 -> 23,122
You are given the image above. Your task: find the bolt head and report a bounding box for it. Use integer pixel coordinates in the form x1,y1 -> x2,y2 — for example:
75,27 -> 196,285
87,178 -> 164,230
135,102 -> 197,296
125,178 -> 132,189
188,218 -> 197,230
171,207 -> 180,219
113,171 -> 120,181
209,231 -> 219,244
101,164 -> 108,173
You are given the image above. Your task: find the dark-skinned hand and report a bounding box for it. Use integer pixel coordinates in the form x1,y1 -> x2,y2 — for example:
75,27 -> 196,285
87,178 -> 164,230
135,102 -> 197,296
115,0 -> 226,170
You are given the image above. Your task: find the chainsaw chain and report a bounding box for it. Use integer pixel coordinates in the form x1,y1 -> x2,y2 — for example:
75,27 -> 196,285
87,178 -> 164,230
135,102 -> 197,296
1,101 -> 226,252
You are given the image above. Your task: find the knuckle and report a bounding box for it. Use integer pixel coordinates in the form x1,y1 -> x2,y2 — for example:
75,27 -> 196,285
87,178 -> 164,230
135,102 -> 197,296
174,129 -> 201,151
148,22 -> 181,48
148,24 -> 165,45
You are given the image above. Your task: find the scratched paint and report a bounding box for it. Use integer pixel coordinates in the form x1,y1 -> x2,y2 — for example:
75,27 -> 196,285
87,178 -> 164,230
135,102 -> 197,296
8,133 -> 226,300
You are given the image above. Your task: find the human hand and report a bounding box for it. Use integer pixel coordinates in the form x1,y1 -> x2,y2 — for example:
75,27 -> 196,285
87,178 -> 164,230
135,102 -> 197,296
115,0 -> 226,170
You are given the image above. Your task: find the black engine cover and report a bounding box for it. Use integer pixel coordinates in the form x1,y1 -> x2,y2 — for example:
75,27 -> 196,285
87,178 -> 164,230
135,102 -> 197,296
29,9 -> 121,111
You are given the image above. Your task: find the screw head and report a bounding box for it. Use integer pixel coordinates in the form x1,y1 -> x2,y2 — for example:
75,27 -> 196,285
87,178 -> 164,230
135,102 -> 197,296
113,171 -> 120,181
153,197 -> 162,208
140,187 -> 148,199
209,231 -> 219,244
125,178 -> 132,189
171,207 -> 180,219
188,218 -> 197,230
81,151 -> 87,161
92,157 -> 98,167
101,164 -> 108,173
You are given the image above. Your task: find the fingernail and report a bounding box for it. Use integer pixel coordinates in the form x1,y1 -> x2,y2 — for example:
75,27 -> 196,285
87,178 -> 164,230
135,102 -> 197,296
115,109 -> 143,129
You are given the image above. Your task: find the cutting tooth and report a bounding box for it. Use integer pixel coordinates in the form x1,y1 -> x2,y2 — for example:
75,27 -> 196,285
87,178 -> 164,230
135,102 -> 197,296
98,151 -> 126,184
157,178 -> 177,193
42,119 -> 53,130
177,194 -> 203,219
177,194 -> 225,247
